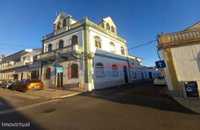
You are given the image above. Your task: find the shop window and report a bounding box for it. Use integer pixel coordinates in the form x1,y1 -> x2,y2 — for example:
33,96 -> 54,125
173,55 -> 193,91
45,67 -> 51,79
112,64 -> 119,77
58,40 -> 64,49
95,36 -> 102,49
95,62 -> 104,77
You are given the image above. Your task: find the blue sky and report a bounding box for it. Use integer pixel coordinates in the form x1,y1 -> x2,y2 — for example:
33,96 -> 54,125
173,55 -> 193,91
0,0 -> 200,66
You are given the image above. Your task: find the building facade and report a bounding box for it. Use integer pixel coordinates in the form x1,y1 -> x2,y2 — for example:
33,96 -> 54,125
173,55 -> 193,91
38,12 -> 154,91
158,22 -> 200,97
0,49 -> 41,82
0,12 -> 160,91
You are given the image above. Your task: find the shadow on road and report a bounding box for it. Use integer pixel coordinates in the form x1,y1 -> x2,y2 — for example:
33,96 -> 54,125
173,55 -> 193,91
81,81 -> 196,114
0,97 -> 44,130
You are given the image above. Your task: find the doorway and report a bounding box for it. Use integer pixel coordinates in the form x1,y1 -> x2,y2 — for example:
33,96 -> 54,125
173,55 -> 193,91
148,72 -> 153,79
123,66 -> 128,83
57,72 -> 63,88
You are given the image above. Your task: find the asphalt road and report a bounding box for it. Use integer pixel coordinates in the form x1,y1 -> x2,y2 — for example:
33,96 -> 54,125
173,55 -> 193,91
0,82 -> 200,130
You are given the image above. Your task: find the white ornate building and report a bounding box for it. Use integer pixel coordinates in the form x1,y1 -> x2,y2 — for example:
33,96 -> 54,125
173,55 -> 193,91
37,12 -> 159,91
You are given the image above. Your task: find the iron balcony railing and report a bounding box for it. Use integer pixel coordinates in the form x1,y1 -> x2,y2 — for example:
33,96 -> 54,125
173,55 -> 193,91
0,61 -> 27,71
37,45 -> 82,60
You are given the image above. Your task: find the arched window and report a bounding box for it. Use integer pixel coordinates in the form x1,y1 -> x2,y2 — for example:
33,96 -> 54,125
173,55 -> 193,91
58,40 -> 64,49
57,22 -> 61,30
121,46 -> 125,55
71,35 -> 78,45
95,62 -> 104,77
71,63 -> 78,78
112,64 -> 119,77
94,36 -> 101,49
110,42 -> 115,52
106,23 -> 110,30
111,26 -> 115,33
63,19 -> 67,27
48,44 -> 52,52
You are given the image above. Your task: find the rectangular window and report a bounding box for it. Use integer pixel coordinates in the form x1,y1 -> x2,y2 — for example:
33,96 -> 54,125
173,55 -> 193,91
71,64 -> 79,78
68,63 -> 79,79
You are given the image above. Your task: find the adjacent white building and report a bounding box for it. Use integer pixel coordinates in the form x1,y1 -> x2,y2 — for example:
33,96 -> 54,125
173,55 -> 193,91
158,22 -> 200,97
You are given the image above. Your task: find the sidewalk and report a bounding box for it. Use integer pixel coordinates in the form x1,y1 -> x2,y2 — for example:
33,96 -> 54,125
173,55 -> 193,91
172,97 -> 200,113
26,88 -> 82,100
0,88 -> 82,100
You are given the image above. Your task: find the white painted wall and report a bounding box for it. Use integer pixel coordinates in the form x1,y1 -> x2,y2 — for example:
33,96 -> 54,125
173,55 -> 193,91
88,27 -> 128,56
171,44 -> 200,81
93,53 -> 128,89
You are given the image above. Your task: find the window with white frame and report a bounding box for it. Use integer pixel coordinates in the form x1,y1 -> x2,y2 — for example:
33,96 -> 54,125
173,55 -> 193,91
95,62 -> 104,77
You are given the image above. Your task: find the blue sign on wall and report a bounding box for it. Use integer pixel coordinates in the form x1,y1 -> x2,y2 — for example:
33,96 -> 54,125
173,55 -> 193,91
155,60 -> 166,68
185,81 -> 199,97
56,67 -> 64,73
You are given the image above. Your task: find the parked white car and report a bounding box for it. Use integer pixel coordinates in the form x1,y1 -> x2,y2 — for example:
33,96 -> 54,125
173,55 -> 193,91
153,77 -> 166,86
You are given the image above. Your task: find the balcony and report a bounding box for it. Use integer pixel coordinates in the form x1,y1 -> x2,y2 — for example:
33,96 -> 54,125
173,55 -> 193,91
38,45 -> 82,61
0,61 -> 27,71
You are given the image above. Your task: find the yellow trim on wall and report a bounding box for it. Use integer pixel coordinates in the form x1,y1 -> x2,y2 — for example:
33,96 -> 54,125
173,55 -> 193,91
164,48 -> 181,91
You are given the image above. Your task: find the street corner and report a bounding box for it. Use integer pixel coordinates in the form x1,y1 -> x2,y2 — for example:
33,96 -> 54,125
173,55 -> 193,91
25,88 -> 83,100
172,96 -> 200,114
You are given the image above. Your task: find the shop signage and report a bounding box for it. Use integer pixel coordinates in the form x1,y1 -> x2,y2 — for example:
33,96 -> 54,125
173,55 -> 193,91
155,60 -> 166,68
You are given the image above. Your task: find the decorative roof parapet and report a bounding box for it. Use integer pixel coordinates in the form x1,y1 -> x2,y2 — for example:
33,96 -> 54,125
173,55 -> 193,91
158,30 -> 200,49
